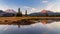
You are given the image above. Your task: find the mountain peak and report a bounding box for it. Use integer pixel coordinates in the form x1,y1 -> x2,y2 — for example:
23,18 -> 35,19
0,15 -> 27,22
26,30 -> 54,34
5,9 -> 16,13
41,9 -> 47,14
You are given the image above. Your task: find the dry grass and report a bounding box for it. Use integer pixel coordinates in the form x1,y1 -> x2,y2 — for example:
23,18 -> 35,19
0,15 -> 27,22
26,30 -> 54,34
0,17 -> 60,22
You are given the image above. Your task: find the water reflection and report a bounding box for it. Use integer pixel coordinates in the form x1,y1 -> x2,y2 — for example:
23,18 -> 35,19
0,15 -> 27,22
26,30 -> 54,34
0,20 -> 60,34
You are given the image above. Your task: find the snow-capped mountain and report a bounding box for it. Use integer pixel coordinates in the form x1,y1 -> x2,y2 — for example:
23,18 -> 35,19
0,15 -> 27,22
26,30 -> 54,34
0,9 -> 16,17
5,9 -> 16,13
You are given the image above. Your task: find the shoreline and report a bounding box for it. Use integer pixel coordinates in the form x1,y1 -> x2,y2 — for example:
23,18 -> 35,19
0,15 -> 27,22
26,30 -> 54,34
0,17 -> 60,24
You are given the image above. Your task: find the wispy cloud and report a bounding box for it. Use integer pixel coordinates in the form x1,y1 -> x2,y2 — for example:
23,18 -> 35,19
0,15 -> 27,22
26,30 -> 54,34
0,4 -> 9,11
44,2 -> 60,12
21,6 -> 39,14
45,3 -> 56,10
0,3 -> 15,11
31,8 -> 38,12
42,0 -> 48,3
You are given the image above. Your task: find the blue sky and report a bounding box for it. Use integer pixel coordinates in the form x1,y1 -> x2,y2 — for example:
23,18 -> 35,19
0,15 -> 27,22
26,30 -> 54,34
0,0 -> 60,14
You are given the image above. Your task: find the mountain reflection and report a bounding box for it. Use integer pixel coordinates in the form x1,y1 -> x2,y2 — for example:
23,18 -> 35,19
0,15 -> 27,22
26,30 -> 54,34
0,20 -> 60,34
40,20 -> 53,24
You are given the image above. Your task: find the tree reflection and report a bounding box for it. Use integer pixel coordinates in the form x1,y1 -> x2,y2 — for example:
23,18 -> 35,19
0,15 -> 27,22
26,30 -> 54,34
0,19 -> 60,28
18,24 -> 20,28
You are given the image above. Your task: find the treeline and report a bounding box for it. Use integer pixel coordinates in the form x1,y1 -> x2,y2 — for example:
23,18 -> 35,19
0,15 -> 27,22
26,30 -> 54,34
28,14 -> 60,17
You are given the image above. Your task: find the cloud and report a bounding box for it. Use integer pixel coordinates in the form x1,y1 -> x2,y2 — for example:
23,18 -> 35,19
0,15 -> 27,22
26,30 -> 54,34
21,6 -> 39,14
21,6 -> 31,9
0,3 -> 15,11
43,2 -> 56,11
0,1 -> 18,12
42,0 -> 48,3
45,3 -> 56,10
44,2 -> 60,12
31,8 -> 38,12
29,8 -> 40,14
0,4 -> 39,14
0,4 -> 9,10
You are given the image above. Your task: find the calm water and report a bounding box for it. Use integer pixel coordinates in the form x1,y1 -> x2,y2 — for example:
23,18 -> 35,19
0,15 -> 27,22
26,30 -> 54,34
0,20 -> 60,34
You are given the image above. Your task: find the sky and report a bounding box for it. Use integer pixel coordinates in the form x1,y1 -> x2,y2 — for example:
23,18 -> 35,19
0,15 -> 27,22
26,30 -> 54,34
0,0 -> 60,14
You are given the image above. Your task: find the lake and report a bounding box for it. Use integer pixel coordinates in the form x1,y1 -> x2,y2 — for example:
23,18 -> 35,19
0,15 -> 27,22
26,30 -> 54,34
0,20 -> 60,34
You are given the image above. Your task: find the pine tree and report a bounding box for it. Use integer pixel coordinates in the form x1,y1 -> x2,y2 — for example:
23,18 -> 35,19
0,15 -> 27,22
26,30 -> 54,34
25,10 -> 27,16
16,8 -> 22,17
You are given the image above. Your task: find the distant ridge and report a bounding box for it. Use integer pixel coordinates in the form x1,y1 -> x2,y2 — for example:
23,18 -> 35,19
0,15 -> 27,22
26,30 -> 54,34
28,10 -> 60,17
0,9 -> 60,17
